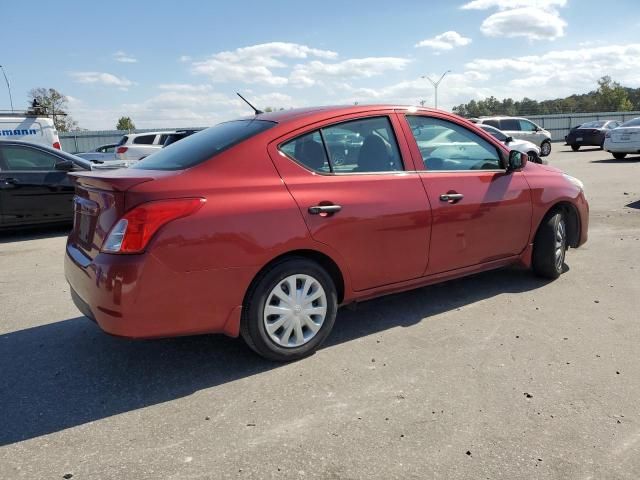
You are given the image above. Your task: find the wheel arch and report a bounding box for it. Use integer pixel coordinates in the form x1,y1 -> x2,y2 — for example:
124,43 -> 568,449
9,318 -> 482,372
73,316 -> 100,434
537,201 -> 581,248
243,249 -> 346,306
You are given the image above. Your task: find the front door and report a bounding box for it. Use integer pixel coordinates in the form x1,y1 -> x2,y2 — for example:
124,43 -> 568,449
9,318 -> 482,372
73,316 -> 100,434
401,114 -> 532,275
0,144 -> 73,226
269,113 -> 432,291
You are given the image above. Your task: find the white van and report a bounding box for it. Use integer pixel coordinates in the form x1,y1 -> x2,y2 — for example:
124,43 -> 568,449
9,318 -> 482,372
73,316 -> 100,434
0,115 -> 61,150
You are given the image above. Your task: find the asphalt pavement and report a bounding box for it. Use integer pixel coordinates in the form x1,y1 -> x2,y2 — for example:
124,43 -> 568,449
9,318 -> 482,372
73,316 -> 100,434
1,146 -> 639,479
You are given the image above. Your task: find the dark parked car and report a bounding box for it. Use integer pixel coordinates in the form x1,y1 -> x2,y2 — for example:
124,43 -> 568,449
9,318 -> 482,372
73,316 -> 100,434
566,120 -> 622,150
65,105 -> 589,361
0,140 -> 91,228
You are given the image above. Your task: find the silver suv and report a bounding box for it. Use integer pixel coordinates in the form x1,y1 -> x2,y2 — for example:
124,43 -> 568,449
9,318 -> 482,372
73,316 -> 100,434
473,117 -> 552,156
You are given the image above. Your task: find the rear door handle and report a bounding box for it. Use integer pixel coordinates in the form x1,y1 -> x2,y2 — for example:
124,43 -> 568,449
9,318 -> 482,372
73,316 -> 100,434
308,204 -> 342,215
439,193 -> 464,203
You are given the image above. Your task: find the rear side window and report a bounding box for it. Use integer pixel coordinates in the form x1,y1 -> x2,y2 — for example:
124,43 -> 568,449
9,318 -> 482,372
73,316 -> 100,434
280,116 -> 403,173
500,119 -> 521,131
133,120 -> 276,171
133,135 -> 156,145
482,119 -> 500,128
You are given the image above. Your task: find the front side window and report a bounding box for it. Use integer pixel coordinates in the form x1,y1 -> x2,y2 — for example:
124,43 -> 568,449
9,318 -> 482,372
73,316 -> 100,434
519,120 -> 538,131
133,135 -> 156,145
280,116 -> 403,173
407,116 -> 502,171
0,146 -> 57,170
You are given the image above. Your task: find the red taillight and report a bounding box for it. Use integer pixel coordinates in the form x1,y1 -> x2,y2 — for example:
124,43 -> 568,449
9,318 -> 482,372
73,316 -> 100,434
102,198 -> 205,254
116,146 -> 128,154
53,142 -> 61,150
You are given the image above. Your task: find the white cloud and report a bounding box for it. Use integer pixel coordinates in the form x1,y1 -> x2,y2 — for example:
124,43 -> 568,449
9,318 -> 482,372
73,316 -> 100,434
179,55 -> 192,63
461,0 -> 567,41
157,83 -> 213,92
290,57 -> 410,87
461,0 -> 566,10
191,42 -> 338,86
70,72 -> 135,89
466,43 -> 640,97
480,7 -> 567,40
113,51 -> 137,63
415,31 -> 472,50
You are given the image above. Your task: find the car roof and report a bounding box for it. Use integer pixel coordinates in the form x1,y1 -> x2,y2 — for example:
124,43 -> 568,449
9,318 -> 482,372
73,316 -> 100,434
233,104 -> 456,127
126,131 -> 177,136
479,116 -> 529,120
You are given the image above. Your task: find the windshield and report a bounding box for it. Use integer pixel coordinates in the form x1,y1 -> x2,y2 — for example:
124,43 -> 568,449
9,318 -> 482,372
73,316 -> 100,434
479,125 -> 507,141
621,118 -> 640,127
580,121 -> 607,128
132,119 -> 276,171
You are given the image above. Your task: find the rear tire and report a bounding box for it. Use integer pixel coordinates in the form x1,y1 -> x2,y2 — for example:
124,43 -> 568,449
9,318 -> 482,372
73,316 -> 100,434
240,258 -> 338,361
571,144 -> 580,151
532,210 -> 567,280
613,152 -> 627,160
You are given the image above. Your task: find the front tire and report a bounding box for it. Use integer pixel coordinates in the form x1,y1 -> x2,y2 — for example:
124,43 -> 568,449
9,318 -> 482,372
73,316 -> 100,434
527,151 -> 541,164
540,140 -> 552,157
532,210 -> 567,279
571,144 -> 580,151
241,258 -> 338,361
613,152 -> 627,160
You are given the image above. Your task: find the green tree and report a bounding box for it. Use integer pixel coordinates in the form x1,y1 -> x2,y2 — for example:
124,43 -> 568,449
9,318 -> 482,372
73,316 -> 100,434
27,88 -> 78,132
116,116 -> 136,131
594,76 -> 633,112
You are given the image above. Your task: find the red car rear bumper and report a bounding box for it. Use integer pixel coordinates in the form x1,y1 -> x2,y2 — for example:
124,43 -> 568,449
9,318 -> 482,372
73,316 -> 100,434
65,243 -> 254,338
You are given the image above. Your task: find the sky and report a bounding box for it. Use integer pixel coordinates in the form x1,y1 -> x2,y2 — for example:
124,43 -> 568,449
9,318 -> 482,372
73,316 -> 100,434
1,0 -> 639,130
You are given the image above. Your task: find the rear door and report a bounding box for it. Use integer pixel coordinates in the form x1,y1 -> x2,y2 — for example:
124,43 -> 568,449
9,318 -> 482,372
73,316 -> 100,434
0,144 -> 73,225
269,112 -> 432,291
400,113 -> 532,274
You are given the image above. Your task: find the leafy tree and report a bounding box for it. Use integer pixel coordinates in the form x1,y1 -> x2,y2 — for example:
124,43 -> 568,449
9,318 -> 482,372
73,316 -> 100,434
452,77 -> 639,118
116,116 -> 136,131
27,88 -> 78,132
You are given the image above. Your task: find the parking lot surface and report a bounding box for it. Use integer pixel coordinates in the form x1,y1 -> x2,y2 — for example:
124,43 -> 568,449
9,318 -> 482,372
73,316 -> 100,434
1,147 -> 639,479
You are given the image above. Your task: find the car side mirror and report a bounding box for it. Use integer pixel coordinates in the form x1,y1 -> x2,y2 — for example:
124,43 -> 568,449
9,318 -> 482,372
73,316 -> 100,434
507,150 -> 527,172
55,159 -> 75,171
505,136 -> 514,143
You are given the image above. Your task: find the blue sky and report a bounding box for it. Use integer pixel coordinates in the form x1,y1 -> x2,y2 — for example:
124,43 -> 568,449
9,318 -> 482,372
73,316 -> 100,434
2,0 -> 639,129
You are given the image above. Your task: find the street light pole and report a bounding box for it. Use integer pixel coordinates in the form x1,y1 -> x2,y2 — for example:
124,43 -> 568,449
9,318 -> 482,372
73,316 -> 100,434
422,70 -> 451,110
0,65 -> 14,112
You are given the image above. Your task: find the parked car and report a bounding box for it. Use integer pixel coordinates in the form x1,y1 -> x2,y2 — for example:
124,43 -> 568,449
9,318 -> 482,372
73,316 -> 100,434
115,131 -> 176,161
76,143 -> 117,162
0,140 -> 91,228
473,116 -> 552,156
603,117 -> 640,159
0,113 -> 61,150
477,124 -> 542,163
566,120 -> 622,150
162,129 -> 204,148
65,105 -> 589,361
565,124 -> 584,144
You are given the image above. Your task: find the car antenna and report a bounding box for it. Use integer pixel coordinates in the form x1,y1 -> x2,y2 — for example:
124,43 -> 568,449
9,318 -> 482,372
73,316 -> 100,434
236,92 -> 263,115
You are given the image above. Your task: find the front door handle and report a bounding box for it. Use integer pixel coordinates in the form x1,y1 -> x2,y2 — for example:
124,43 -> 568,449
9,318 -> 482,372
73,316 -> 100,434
308,204 -> 342,215
439,193 -> 464,203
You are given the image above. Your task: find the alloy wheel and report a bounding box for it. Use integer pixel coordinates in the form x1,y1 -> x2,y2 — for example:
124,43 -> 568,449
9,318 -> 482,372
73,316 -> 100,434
555,218 -> 567,271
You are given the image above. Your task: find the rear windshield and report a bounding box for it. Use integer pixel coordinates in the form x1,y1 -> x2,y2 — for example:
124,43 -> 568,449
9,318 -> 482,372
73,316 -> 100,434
580,121 -> 606,128
132,120 -> 276,171
117,135 -> 128,146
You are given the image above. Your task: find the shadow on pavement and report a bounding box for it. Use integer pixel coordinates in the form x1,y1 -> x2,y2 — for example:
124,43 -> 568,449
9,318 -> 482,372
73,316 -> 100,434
0,225 -> 70,244
0,267 -> 548,446
591,156 -> 640,164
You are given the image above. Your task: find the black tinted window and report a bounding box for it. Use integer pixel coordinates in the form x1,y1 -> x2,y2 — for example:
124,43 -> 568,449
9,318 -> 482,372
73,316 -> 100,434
500,119 -> 521,131
133,120 -> 276,171
133,135 -> 156,145
483,119 -> 500,128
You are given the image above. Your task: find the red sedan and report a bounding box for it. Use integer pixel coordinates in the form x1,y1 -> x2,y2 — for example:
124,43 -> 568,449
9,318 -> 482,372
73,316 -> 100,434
65,105 -> 589,361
